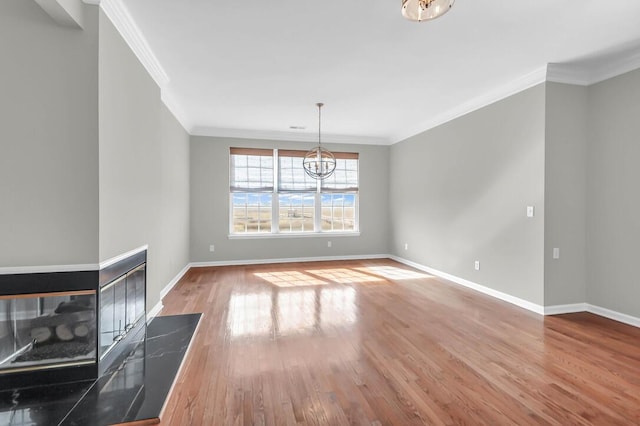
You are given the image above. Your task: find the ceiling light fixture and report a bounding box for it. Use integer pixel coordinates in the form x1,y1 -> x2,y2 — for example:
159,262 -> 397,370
402,0 -> 455,22
303,103 -> 336,180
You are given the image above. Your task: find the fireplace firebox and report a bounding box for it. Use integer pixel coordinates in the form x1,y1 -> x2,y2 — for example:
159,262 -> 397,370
0,291 -> 97,373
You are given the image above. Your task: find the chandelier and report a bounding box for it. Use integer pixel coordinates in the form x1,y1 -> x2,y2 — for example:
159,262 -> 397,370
402,0 -> 455,22
303,103 -> 336,180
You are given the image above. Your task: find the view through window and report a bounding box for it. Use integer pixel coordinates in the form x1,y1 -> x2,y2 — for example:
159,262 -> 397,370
230,148 -> 359,235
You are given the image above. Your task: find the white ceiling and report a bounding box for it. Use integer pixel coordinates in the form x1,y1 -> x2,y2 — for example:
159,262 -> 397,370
121,0 -> 640,144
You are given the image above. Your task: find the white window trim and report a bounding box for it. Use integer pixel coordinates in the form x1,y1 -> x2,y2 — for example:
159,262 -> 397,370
228,231 -> 361,240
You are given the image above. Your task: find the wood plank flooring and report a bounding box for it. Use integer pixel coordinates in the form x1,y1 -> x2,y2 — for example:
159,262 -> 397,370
157,259 -> 640,425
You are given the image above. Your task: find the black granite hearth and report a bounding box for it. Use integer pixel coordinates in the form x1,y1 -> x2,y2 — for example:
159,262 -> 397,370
0,380 -> 94,426
0,314 -> 201,426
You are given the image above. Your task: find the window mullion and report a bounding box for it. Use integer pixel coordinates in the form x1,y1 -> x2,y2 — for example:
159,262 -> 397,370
229,194 -> 233,234
314,192 -> 321,232
355,194 -> 359,232
273,149 -> 279,233
244,197 -> 248,233
333,195 -> 336,231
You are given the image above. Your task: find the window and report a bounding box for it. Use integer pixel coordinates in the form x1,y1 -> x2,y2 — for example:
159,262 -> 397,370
230,148 -> 359,236
230,148 -> 274,234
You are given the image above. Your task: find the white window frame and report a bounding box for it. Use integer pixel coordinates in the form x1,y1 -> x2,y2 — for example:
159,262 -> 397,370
229,148 -> 360,238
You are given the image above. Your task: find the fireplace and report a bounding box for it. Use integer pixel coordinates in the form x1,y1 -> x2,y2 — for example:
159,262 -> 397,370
0,249 -> 146,390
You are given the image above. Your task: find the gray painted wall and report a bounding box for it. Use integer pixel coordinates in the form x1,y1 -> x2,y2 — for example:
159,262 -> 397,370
190,136 -> 389,262
543,83 -> 588,306
586,68 -> 640,317
0,0 -> 99,267
389,84 -> 546,305
99,11 -> 190,309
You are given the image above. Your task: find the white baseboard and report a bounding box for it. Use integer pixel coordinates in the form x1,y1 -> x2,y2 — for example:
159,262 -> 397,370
147,300 -> 163,321
190,254 -> 389,268
151,255 -> 640,331
587,304 -> 640,328
544,302 -> 640,328
146,262 -> 192,321
544,303 -> 589,315
390,256 -> 546,315
391,257 -> 640,329
160,263 -> 191,299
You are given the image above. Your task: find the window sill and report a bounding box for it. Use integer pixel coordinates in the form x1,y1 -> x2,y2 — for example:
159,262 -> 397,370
228,231 -> 360,240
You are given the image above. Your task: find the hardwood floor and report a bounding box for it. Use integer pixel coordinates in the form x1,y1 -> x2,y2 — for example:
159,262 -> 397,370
157,259 -> 640,425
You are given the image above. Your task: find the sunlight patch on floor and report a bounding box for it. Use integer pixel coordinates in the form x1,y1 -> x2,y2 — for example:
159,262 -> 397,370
227,287 -> 357,339
355,266 -> 431,280
305,268 -> 384,284
255,271 -> 327,287
227,291 -> 273,338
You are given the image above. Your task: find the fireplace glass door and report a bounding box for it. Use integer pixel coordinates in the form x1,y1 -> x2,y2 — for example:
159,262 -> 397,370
99,264 -> 146,359
0,291 -> 97,374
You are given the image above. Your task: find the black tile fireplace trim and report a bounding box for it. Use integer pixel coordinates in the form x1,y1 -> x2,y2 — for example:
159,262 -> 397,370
0,362 -> 97,391
99,250 -> 146,288
0,270 -> 98,296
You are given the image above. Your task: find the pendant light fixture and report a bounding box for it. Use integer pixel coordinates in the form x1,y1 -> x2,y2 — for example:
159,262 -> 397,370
402,0 -> 455,22
303,103 -> 336,180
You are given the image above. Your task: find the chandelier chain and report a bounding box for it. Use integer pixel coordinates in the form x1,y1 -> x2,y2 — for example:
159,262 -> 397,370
317,102 -> 323,147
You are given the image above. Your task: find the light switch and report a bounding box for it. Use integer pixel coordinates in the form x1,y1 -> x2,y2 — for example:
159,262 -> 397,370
527,206 -> 535,218
553,248 -> 560,259
474,260 -> 480,271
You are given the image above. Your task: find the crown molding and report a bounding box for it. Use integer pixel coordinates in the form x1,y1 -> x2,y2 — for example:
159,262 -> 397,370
35,0 -> 85,28
390,66 -> 548,144
87,1 -> 640,146
190,126 -> 391,146
548,48 -> 640,86
546,64 -> 591,86
99,0 -> 195,134
99,0 -> 169,88
160,89 -> 193,133
586,48 -> 640,84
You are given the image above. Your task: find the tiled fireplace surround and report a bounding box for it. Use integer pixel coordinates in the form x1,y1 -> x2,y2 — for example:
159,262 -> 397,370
0,250 -> 147,390
0,249 -> 200,425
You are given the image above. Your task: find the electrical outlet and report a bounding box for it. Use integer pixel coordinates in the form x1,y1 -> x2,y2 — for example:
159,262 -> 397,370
327,241 -> 332,248
527,206 -> 535,218
474,260 -> 480,271
404,243 -> 409,251
209,245 -> 215,252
